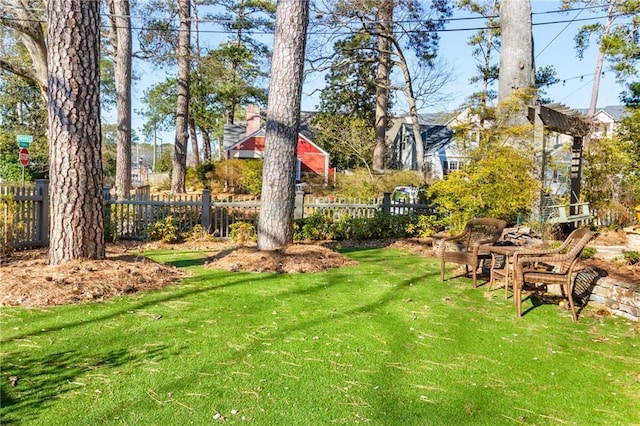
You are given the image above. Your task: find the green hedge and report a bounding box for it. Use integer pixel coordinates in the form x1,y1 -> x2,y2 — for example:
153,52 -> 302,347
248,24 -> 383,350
294,210 -> 439,241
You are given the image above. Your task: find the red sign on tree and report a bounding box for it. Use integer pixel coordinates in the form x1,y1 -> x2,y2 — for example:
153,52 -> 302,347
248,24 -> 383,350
19,148 -> 29,166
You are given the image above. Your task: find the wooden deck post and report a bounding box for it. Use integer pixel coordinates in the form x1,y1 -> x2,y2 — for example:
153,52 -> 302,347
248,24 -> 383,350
570,136 -> 583,217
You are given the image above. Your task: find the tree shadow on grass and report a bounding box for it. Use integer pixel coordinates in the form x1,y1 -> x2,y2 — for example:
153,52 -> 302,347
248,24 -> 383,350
147,250 -> 211,268
519,266 -> 607,318
1,270 -> 279,343
0,344 -> 168,424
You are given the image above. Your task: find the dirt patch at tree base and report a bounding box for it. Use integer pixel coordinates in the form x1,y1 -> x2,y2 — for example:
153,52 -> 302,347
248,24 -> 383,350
204,242 -> 358,273
0,245 -> 188,308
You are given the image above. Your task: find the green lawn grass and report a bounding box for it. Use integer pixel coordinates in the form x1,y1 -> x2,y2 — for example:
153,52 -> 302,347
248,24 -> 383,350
1,247 -> 639,425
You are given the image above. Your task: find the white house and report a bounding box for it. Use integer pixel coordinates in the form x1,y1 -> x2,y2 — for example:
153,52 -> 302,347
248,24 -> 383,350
388,110 -> 479,181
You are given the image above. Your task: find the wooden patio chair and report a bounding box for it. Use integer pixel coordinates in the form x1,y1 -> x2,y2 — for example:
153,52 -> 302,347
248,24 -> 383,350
440,218 -> 507,287
513,228 -> 593,321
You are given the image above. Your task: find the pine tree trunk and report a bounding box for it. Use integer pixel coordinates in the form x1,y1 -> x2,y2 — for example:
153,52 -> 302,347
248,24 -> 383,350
189,117 -> 200,166
581,0 -> 615,152
498,0 -> 534,103
47,0 -> 104,265
587,0 -> 615,138
257,0 -> 309,251
172,0 -> 190,193
202,130 -> 211,162
108,0 -> 132,199
373,0 -> 393,172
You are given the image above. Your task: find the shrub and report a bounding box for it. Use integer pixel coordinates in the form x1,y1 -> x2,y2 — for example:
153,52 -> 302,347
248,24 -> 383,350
195,162 -> 216,189
229,221 -> 257,244
325,212 -> 352,241
103,203 -> 124,243
427,145 -> 538,227
293,210 -> 441,242
241,159 -> 263,195
154,150 -> 172,173
377,170 -> 426,194
0,162 -> 31,183
580,246 -> 597,260
332,169 -> 378,199
147,216 -> 183,243
406,215 -> 440,238
623,250 -> 640,265
0,194 -> 24,257
294,210 -> 332,241
332,169 -> 428,200
212,159 -> 263,195
184,224 -> 216,243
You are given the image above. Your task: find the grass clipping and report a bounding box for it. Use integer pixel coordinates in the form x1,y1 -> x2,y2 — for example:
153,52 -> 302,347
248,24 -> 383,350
205,243 -> 358,273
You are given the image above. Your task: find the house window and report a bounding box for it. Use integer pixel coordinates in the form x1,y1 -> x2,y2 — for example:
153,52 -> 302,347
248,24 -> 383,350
443,160 -> 464,176
467,130 -> 479,145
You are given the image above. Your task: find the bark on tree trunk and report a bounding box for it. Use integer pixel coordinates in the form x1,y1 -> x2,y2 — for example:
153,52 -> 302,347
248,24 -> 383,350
189,117 -> 200,166
480,0 -> 498,122
47,0 -> 105,265
202,130 -> 211,162
390,38 -> 424,174
373,0 -> 393,172
498,0 -> 534,104
108,0 -> 132,199
172,0 -> 191,193
585,0 -> 616,151
588,0 -> 615,118
257,0 -> 309,251
0,0 -> 48,99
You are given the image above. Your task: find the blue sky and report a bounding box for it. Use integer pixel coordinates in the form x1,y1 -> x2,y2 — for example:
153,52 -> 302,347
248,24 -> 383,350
433,1 -> 626,112
299,1 -> 628,113
128,1 -> 630,145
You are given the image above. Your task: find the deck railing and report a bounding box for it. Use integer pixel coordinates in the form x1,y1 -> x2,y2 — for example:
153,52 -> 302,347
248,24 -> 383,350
545,202 -> 592,225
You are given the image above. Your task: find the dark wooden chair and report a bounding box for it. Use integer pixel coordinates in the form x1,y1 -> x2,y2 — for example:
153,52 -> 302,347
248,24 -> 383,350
440,218 -> 507,287
513,228 -> 593,321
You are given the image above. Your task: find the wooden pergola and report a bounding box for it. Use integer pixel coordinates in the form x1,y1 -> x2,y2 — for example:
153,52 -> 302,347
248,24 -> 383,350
528,103 -> 590,223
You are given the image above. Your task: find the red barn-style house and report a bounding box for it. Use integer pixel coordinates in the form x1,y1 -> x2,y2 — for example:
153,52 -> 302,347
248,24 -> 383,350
224,105 -> 331,183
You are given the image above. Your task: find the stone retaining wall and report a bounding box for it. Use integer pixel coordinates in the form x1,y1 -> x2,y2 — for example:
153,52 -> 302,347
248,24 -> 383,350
585,271 -> 639,321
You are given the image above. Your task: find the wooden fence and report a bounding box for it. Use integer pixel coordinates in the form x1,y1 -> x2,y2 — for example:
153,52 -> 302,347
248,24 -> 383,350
1,180 -> 49,249
2,182 -> 427,248
5,180 -> 632,250
104,189 -> 263,239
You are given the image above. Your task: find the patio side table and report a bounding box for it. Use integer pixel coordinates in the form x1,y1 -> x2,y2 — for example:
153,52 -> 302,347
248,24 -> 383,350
489,245 -> 523,301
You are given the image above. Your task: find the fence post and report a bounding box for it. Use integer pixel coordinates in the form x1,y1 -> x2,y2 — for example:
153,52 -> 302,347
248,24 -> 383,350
382,192 -> 391,214
202,189 -> 211,232
103,187 -> 111,238
294,190 -> 305,220
35,179 -> 49,247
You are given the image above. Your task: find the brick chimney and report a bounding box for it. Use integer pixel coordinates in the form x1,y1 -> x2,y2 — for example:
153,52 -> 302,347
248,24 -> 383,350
246,104 -> 261,136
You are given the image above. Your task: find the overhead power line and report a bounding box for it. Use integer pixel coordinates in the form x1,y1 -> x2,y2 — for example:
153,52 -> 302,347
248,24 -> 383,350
0,4 -> 634,35
535,7 -> 585,58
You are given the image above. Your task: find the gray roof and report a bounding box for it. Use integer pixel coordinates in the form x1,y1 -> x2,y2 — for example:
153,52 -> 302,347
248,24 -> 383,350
398,123 -> 453,154
223,111 -> 318,149
422,125 -> 454,154
416,112 -> 451,125
299,111 -> 317,139
222,124 -> 246,150
577,105 -> 626,121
